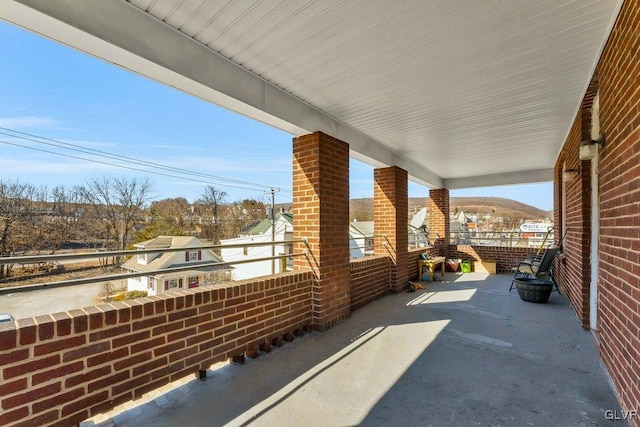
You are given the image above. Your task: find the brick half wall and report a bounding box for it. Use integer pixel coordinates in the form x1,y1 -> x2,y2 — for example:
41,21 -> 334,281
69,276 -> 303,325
448,245 -> 533,274
350,256 -> 391,311
0,272 -> 312,426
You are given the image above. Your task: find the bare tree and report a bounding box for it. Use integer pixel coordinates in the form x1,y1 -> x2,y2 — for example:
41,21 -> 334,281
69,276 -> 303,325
149,198 -> 192,230
19,185 -> 50,256
31,186 -> 84,255
131,197 -> 192,245
78,177 -> 152,257
0,180 -> 42,278
195,186 -> 227,244
69,185 -> 103,250
224,198 -> 266,238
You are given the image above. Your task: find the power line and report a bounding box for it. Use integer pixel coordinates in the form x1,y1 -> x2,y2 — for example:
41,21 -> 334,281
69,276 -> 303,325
0,138 -> 276,192
0,127 -> 276,189
0,127 -> 291,194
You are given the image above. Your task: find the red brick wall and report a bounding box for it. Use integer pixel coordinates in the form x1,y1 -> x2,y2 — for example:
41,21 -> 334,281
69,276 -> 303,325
293,132 -> 351,331
591,0 -> 640,418
350,256 -> 390,310
428,189 -> 450,257
374,166 -> 409,292
554,114 -> 591,328
0,272 -> 312,426
448,245 -> 534,274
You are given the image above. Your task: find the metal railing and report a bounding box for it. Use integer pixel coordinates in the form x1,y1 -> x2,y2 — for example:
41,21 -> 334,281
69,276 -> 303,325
0,239 -> 306,295
450,231 -> 555,248
348,235 -> 377,255
4,228 -> 534,296
349,233 -> 439,251
408,231 -> 439,249
1,232 -> 428,295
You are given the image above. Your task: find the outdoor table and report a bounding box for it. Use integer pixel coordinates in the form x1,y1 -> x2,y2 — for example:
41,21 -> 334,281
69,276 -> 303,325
418,256 -> 446,282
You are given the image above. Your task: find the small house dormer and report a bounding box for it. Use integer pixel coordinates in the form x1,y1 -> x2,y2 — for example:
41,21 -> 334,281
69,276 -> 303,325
136,251 -> 161,265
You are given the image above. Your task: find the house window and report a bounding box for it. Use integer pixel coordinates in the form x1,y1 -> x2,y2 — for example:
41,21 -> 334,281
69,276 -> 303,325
164,278 -> 183,291
137,254 -> 145,263
365,238 -> 374,252
243,247 -> 248,256
186,250 -> 202,262
188,276 -> 199,288
149,277 -> 155,290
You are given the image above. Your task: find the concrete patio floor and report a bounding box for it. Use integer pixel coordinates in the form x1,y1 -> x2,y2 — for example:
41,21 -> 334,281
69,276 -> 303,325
84,273 -> 623,426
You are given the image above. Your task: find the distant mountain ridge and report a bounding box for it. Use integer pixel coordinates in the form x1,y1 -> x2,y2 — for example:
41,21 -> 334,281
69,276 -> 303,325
350,196 -> 551,221
278,196 -> 551,222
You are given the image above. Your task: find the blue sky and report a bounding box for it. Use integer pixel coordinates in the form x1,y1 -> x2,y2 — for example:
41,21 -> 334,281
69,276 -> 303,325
0,22 -> 553,210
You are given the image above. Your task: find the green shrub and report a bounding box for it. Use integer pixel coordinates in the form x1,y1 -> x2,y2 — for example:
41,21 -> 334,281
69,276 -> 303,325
111,293 -> 126,301
125,291 -> 148,300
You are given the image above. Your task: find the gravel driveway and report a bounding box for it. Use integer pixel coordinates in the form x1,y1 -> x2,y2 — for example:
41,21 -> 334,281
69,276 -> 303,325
0,279 -> 125,320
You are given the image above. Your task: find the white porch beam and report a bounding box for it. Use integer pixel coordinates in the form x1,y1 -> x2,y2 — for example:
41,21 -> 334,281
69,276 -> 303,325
443,169 -> 554,189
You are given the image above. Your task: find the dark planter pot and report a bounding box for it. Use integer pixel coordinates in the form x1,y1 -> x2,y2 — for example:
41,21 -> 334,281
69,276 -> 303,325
514,278 -> 553,303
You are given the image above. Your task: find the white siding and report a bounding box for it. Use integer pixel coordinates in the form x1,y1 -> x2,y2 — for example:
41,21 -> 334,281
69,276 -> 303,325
126,275 -> 148,294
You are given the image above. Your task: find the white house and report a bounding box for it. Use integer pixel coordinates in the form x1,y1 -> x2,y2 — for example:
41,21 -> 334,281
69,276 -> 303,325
221,215 -> 380,281
349,220 -> 374,258
123,236 -> 227,296
220,213 -> 294,280
348,219 -> 432,255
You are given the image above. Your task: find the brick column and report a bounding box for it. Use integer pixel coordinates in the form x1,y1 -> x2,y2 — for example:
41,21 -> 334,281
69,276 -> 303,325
374,166 -> 409,292
428,189 -> 450,257
292,131 -> 350,331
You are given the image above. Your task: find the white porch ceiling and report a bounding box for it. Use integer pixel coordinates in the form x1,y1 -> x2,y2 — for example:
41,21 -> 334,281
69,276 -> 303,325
1,0 -> 622,189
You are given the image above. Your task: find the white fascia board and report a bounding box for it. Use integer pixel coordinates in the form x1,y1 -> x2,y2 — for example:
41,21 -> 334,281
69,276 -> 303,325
443,169 -> 554,189
4,0 -> 443,188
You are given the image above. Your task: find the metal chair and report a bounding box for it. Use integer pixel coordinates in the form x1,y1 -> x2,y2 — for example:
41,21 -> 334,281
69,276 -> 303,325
509,247 -> 559,292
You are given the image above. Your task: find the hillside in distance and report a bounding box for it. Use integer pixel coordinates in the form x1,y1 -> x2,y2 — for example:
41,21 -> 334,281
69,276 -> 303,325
350,197 -> 551,221
448,197 -> 551,220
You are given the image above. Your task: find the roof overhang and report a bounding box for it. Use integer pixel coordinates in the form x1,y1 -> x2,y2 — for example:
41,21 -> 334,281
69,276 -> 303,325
1,0 -> 623,189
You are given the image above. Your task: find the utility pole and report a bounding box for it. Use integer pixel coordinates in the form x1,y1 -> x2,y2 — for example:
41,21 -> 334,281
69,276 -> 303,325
264,188 -> 280,274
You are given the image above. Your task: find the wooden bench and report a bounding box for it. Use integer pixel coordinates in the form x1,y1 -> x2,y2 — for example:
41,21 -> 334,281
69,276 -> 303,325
417,256 -> 446,282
